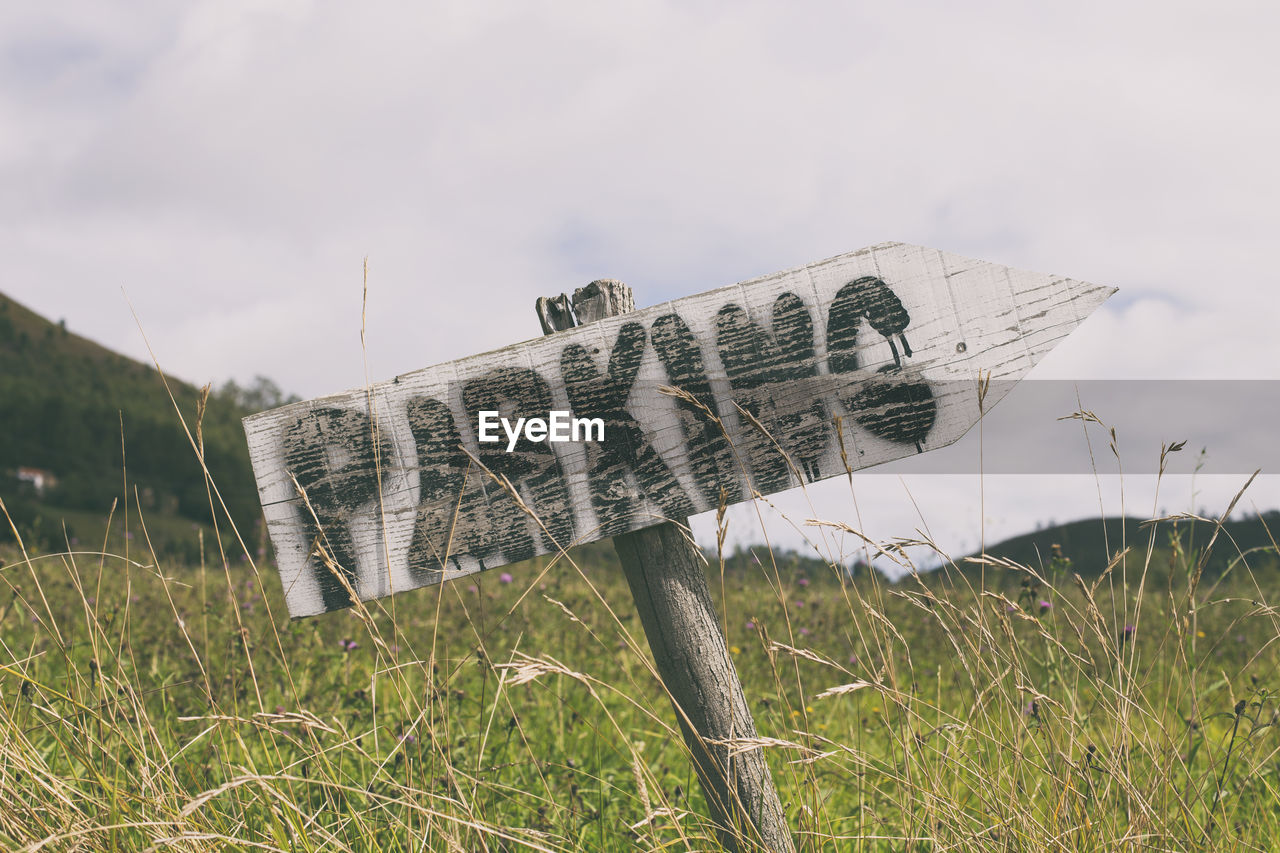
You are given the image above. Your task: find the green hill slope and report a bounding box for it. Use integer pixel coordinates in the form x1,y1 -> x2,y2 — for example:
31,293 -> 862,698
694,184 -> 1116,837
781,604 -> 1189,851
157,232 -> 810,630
967,512 -> 1280,583
0,292 -> 265,552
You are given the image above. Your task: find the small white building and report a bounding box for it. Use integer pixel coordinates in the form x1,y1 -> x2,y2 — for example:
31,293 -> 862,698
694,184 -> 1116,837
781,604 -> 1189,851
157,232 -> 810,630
15,467 -> 57,497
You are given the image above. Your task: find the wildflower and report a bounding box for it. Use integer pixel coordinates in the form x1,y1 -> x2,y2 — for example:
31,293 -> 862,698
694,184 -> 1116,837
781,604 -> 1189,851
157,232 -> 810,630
340,638 -> 358,652
798,627 -> 811,637
745,621 -> 756,631
730,646 -> 741,655
468,584 -> 478,594
798,578 -> 810,587
1038,600 -> 1052,614
1196,630 -> 1205,638
499,572 -> 514,584
1121,624 -> 1135,643
794,600 -> 806,608
398,732 -> 417,745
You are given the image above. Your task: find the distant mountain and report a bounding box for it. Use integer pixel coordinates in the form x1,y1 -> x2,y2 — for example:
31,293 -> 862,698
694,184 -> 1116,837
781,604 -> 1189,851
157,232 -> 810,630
0,292 -> 267,549
967,512 -> 1280,581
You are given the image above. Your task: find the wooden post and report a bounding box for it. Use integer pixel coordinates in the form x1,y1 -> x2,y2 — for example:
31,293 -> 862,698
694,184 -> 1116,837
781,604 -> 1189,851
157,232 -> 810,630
537,280 -> 796,853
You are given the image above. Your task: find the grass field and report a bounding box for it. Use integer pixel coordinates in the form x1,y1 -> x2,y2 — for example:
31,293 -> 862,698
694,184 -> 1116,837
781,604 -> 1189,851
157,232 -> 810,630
2,463 -> 1279,853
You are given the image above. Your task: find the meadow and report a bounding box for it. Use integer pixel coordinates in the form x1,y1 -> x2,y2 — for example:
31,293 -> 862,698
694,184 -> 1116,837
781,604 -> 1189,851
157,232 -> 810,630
2,457 -> 1279,852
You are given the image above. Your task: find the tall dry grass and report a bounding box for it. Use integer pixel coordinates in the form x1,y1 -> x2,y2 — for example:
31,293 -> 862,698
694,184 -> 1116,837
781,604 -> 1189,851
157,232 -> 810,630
1,384 -> 1278,851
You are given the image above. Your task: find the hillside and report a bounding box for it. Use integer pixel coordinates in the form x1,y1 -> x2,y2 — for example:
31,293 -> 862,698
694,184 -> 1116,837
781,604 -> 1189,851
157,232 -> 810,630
967,511 -> 1280,582
0,292 -> 267,552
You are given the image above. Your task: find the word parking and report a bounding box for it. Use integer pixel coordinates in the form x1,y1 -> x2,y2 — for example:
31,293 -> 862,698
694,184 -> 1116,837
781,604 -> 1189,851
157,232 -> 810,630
245,242 -> 1114,617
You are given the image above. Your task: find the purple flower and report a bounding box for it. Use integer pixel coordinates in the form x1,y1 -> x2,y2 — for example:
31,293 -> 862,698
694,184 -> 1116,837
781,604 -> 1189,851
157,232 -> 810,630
1006,605 -> 1017,613
798,627 -> 811,637
794,600 -> 805,608
468,584 -> 478,594
1038,600 -> 1052,613
798,578 -> 810,587
340,638 -> 358,652
745,621 -> 756,631
499,572 -> 513,584
398,732 -> 417,744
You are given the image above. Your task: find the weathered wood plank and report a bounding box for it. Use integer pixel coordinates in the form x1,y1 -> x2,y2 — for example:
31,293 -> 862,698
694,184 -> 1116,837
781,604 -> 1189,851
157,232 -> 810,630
244,242 -> 1114,618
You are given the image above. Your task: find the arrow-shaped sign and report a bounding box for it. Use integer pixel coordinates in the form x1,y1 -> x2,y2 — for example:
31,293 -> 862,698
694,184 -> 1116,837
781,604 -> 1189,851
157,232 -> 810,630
244,242 -> 1114,618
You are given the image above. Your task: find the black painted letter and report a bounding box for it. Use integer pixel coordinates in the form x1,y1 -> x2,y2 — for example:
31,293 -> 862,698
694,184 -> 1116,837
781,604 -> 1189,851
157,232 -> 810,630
282,406 -> 389,613
562,322 -> 696,533
715,293 -> 831,492
460,367 -> 575,559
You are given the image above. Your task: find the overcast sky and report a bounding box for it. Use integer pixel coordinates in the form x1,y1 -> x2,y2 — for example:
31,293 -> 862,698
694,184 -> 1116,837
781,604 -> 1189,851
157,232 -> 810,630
4,2 -> 1278,570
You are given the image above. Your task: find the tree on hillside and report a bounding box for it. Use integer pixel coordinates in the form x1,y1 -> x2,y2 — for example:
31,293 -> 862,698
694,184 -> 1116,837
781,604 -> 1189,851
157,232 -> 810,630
217,375 -> 300,413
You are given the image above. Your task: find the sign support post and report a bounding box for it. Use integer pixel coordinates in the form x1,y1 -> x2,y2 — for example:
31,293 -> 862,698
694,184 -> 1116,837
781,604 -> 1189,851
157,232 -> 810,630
537,280 -> 795,853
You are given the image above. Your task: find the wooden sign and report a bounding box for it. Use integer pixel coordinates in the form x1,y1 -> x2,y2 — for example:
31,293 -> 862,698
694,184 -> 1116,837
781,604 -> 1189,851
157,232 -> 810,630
245,242 -> 1114,618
